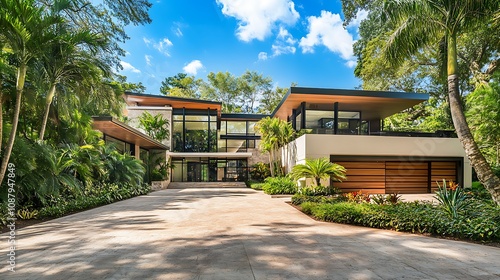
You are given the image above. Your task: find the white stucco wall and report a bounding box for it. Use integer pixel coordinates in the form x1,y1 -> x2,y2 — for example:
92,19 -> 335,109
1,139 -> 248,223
285,134 -> 472,187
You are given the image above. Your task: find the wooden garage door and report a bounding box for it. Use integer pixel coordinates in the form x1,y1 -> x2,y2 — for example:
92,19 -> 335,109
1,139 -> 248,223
333,160 -> 458,194
385,162 -> 428,194
334,161 -> 386,194
431,161 -> 458,192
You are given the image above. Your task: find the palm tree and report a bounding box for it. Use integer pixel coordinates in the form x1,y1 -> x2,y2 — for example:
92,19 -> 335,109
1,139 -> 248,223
38,27 -> 110,141
0,0 -> 63,186
290,158 -> 346,186
255,117 -> 295,177
382,0 -> 500,204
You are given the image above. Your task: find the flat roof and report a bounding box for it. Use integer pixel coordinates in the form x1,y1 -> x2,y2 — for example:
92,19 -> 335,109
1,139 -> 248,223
124,92 -> 222,111
92,116 -> 168,150
168,152 -> 252,158
221,113 -> 269,121
272,87 -> 429,120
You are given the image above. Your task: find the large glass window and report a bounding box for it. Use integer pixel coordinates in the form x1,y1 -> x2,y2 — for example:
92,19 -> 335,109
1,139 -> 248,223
172,109 -> 217,152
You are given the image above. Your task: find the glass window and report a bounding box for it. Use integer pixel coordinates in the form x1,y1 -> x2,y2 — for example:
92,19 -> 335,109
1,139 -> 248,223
247,121 -> 256,135
226,121 -> 246,135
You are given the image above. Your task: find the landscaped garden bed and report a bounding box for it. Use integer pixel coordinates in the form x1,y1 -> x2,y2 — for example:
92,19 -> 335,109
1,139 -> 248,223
291,184 -> 500,244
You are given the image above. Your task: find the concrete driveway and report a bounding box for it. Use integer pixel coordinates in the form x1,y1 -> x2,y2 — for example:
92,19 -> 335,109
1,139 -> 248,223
2,188 -> 499,280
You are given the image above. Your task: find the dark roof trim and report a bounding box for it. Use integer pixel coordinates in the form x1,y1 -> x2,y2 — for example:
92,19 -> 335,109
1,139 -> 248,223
125,92 -> 222,106
92,116 -> 169,150
271,87 -> 429,117
221,113 -> 269,120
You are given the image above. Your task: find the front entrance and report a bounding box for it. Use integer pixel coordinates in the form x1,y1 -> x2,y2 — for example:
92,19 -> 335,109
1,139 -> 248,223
172,158 -> 248,182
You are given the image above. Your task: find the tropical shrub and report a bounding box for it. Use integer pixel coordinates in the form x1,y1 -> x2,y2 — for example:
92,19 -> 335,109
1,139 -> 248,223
300,201 -> 500,242
246,180 -> 265,190
139,111 -> 169,142
344,190 -> 370,203
290,158 -> 346,186
249,162 -> 271,181
435,180 -> 471,219
372,193 -> 402,205
291,194 -> 347,205
262,176 -> 297,195
297,185 -> 341,196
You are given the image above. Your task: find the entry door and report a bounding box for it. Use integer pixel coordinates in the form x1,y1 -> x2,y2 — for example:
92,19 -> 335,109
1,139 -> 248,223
187,162 -> 201,182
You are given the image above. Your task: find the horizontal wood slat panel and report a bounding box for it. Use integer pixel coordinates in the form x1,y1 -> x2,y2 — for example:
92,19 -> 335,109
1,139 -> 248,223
346,169 -> 386,176
431,170 -> 456,176
334,182 -> 385,188
343,175 -> 386,182
335,162 -> 385,169
431,162 -> 457,169
386,169 -> 428,176
385,162 -> 428,169
386,176 -> 428,182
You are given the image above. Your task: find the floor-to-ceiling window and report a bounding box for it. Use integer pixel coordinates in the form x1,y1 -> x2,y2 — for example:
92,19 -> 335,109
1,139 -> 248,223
172,109 -> 217,152
171,158 -> 248,182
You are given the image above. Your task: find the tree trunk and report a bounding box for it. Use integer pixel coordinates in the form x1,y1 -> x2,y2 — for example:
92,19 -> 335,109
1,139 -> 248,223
0,64 -> 27,186
268,150 -> 274,177
39,83 -> 57,141
447,34 -> 500,205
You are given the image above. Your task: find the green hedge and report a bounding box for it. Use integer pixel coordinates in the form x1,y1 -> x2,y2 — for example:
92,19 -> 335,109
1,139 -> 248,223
291,194 -> 347,205
262,177 -> 297,195
245,180 -> 265,190
300,200 -> 500,242
38,183 -> 151,218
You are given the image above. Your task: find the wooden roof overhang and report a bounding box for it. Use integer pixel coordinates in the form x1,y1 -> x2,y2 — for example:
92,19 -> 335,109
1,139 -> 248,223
272,87 -> 429,120
92,116 -> 168,150
124,92 -> 222,118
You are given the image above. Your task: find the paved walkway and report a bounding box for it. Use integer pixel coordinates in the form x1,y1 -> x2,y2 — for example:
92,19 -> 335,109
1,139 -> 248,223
2,188 -> 499,279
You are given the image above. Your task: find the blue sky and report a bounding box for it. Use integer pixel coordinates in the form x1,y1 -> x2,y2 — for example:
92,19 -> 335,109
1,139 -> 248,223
118,0 -> 367,94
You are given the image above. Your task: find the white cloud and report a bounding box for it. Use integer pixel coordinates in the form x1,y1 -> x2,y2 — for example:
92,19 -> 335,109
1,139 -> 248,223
347,9 -> 369,29
183,60 -> 203,75
345,60 -> 357,68
258,52 -> 268,60
172,22 -> 186,37
120,61 -> 141,73
174,27 -> 183,37
216,0 -> 300,42
271,26 -> 296,57
145,55 -> 152,66
143,37 -> 173,56
299,11 -> 355,61
154,38 -> 173,56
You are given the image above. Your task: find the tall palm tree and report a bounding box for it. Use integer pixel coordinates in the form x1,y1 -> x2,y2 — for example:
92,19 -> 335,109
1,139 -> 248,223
0,0 -> 62,186
382,0 -> 500,204
255,117 -> 295,177
38,28 -> 110,140
290,158 -> 346,186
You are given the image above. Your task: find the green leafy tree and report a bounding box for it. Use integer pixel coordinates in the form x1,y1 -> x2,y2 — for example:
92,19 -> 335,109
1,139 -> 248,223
379,0 -> 500,205
160,73 -> 200,98
200,72 -> 240,113
237,70 -> 272,113
467,81 -> 500,166
290,158 -> 346,186
258,85 -> 289,114
0,0 -> 63,186
38,24 -> 111,140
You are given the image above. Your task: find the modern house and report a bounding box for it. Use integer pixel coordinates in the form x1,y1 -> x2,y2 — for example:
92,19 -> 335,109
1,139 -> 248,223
92,87 -> 472,194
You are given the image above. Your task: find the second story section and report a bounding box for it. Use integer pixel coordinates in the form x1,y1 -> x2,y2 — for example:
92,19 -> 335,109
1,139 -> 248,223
124,93 -> 268,153
272,87 -> 435,136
